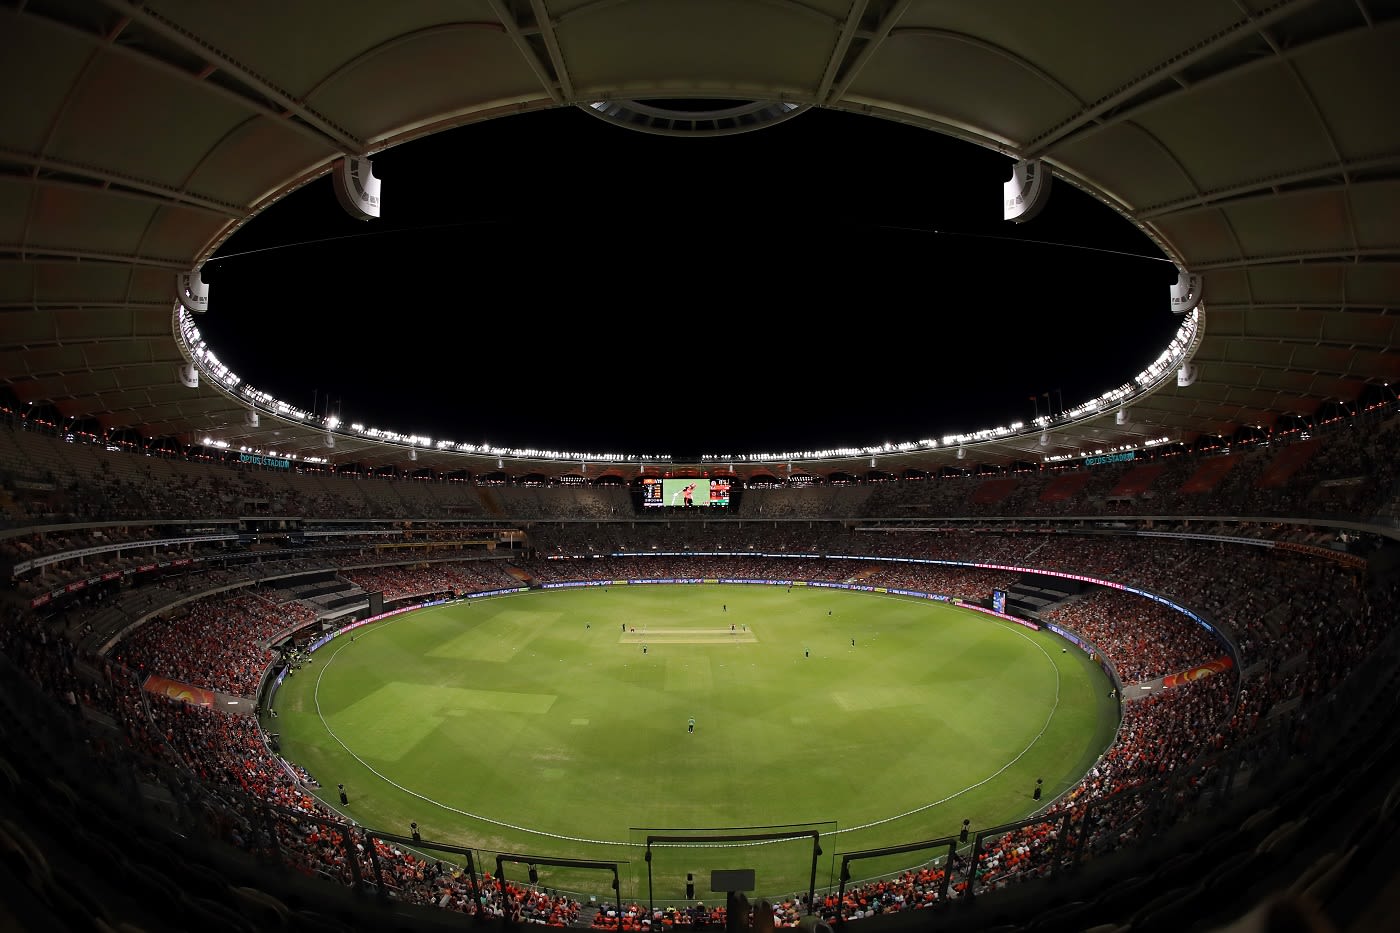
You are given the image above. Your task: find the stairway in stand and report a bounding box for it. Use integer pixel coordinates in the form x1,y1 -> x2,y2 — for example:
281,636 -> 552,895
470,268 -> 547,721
504,565 -> 534,586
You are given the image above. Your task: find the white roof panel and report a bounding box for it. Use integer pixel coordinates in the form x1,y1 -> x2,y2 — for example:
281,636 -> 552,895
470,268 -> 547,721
0,0 -> 1393,475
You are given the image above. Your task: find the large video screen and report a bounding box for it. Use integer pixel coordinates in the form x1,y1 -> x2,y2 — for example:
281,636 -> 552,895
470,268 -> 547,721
641,478 -> 731,508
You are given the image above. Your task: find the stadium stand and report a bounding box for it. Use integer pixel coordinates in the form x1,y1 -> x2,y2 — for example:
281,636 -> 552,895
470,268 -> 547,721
1037,472 -> 1093,504
1176,454 -> 1241,497
972,477 -> 1020,506
1107,463 -> 1167,501
1256,439 -> 1322,490
3,4 -> 1400,932
3,429 -> 1399,931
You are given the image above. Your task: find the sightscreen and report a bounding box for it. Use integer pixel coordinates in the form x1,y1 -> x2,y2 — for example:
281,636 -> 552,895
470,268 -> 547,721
628,821 -> 837,904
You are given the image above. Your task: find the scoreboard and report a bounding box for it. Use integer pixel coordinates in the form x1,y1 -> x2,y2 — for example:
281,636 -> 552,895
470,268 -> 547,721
641,478 -> 731,508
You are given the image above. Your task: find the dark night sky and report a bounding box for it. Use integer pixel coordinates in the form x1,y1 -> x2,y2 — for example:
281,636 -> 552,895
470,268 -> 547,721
197,106 -> 1183,459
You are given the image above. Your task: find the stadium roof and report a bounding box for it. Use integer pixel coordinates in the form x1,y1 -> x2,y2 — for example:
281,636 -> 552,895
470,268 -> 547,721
2,0 -> 1398,480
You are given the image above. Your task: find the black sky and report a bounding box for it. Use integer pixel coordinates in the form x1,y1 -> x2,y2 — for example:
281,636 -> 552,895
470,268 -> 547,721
198,107 -> 1182,459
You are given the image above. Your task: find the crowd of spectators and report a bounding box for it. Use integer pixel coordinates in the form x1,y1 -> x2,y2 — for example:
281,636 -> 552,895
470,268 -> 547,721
104,562 -> 532,696
110,593 -> 315,696
1042,590 -> 1227,683
2,403 -> 1395,531
2,403 -> 1399,928
341,561 -> 521,601
519,554 -> 1018,606
66,522 -> 1380,711
586,897 -> 809,929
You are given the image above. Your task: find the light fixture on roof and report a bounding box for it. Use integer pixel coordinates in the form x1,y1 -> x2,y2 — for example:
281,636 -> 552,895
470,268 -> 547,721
177,267 -> 210,313
335,155 -> 381,221
1170,270 -> 1203,314
1003,159 -> 1051,223
581,98 -> 808,137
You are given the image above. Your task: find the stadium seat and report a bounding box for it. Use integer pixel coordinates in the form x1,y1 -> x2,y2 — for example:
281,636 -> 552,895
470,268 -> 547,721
291,908 -> 357,933
1149,851 -> 1196,890
1204,850 -> 1266,900
1296,845 -> 1357,904
183,893 -> 259,933
122,861 -> 185,907
1236,806 -> 1279,836
1255,819 -> 1307,855
1287,849 -> 1341,899
180,861 -> 240,902
1035,904 -> 1099,932
1303,786 -> 1348,824
1088,873 -> 1152,919
1381,775 -> 1400,822
0,755 -> 20,797
230,884 -> 293,929
43,776 -> 80,813
0,817 -> 53,890
42,866 -> 117,931
1127,881 -> 1206,930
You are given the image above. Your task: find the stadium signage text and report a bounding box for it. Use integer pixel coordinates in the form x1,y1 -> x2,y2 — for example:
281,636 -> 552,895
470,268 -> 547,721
239,452 -> 291,469
1084,451 -> 1136,466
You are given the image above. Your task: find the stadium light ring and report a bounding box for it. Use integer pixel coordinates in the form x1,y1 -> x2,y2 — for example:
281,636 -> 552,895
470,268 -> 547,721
580,99 -> 809,137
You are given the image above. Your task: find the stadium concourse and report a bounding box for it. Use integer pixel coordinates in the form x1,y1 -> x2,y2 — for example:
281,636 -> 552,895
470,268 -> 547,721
4,2 -> 1400,932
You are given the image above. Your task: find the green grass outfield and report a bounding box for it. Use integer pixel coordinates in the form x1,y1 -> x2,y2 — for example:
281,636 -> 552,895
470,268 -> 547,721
269,583 -> 1118,901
